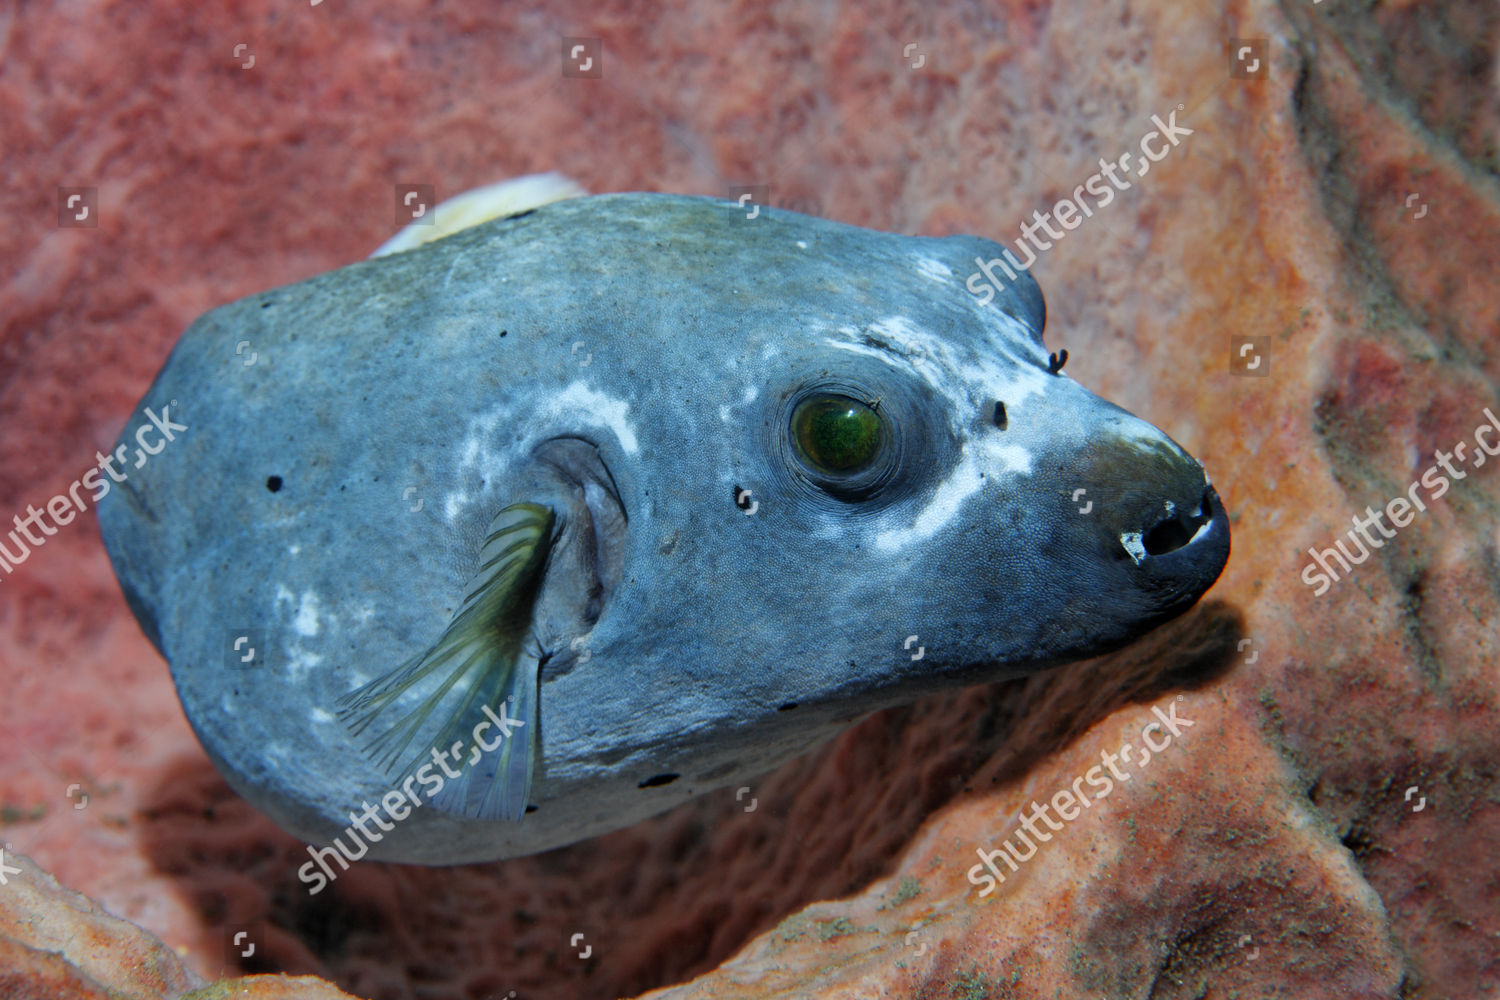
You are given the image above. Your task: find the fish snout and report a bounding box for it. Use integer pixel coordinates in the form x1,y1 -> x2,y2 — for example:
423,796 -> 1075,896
1083,440 -> 1231,616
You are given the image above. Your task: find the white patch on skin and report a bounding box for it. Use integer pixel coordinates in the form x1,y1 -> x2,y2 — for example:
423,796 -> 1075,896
460,434 -> 482,466
719,404 -> 733,423
443,383 -> 640,522
796,240 -> 809,249
875,444 -> 1032,552
915,256 -> 952,283
271,586 -> 330,681
760,343 -> 779,361
543,382 -> 640,455
824,339 -> 911,370
294,591 -> 321,637
743,386 -> 758,404
288,545 -> 300,556
445,409 -> 510,521
1120,531 -> 1146,564
310,707 -> 334,725
856,315 -> 1056,411
285,647 -> 323,682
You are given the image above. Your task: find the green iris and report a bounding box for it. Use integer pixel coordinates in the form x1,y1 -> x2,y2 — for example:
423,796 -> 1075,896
791,395 -> 883,472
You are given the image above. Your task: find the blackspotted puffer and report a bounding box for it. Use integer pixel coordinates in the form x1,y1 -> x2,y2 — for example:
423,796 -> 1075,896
97,180 -> 1230,867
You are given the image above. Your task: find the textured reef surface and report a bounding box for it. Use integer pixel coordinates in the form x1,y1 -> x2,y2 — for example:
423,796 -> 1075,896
0,0 -> 1495,998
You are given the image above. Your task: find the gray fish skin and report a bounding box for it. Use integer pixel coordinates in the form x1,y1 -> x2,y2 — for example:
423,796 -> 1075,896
97,194 -> 1229,864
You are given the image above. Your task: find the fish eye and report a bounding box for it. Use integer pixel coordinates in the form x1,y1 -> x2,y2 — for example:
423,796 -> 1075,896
774,378 -> 908,505
791,395 -> 883,473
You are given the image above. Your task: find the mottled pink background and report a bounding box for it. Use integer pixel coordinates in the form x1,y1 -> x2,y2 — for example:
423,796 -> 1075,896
1,0 -> 1497,998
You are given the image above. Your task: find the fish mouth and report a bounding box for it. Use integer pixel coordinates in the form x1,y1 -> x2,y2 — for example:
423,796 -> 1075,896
530,437 -> 628,657
1127,485 -> 1226,560
1121,484 -> 1231,616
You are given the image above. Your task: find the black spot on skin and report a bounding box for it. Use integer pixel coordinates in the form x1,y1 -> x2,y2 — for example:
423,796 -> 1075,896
525,804 -> 538,814
993,401 -> 1008,429
638,773 -> 680,788
778,702 -> 798,712
266,476 -> 283,493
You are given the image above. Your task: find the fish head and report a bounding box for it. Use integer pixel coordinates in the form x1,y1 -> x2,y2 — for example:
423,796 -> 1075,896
567,206 -> 1231,728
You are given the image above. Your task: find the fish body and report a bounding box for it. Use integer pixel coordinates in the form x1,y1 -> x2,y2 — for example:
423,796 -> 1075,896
98,192 -> 1229,863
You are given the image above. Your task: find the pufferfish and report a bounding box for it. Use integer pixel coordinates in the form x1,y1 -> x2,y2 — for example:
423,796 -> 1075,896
97,175 -> 1230,864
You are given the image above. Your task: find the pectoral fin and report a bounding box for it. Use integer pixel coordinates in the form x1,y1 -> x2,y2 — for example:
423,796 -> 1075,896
336,502 -> 556,821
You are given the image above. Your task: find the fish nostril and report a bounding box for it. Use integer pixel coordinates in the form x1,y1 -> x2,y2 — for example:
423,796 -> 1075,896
1141,489 -> 1215,557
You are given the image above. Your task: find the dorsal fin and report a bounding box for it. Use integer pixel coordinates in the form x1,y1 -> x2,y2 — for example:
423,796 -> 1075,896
371,173 -> 588,257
